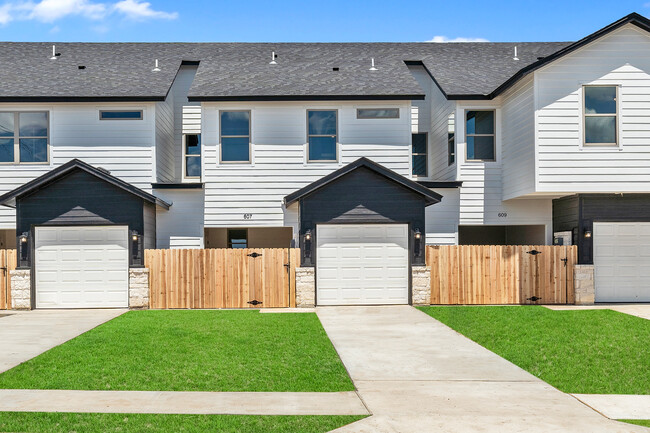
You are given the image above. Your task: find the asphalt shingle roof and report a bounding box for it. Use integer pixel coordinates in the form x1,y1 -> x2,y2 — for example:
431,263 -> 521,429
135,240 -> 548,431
0,41 -> 572,101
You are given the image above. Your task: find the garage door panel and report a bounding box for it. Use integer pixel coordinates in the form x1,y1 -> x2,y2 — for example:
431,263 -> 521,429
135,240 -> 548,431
594,222 -> 650,302
35,226 -> 129,309
317,224 -> 408,306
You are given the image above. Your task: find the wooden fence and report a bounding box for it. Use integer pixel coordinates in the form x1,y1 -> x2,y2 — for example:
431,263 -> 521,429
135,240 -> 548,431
0,250 -> 17,310
145,248 -> 300,309
426,245 -> 577,305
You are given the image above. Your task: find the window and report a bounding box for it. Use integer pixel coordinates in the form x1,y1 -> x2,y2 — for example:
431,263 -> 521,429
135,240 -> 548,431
584,86 -> 617,146
357,108 -> 400,119
99,110 -> 143,120
412,133 -> 427,177
307,110 -> 337,161
227,229 -> 248,248
184,134 -> 201,178
447,113 -> 455,165
0,112 -> 48,164
220,111 -> 250,163
466,110 -> 495,161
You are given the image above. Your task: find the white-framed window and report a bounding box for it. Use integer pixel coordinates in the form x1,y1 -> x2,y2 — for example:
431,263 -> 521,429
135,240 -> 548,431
583,85 -> 618,146
357,108 -> 399,119
447,113 -> 455,165
220,110 -> 251,163
307,110 -> 337,162
183,134 -> 201,179
411,133 -> 427,177
99,110 -> 143,120
0,111 -> 49,164
465,110 -> 496,161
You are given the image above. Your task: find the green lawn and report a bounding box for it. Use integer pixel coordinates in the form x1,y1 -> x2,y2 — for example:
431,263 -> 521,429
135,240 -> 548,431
0,412 -> 365,433
418,306 -> 650,395
0,310 -> 354,392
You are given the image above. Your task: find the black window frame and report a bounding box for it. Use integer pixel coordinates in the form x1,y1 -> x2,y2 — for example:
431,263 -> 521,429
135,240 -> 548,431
411,132 -> 428,177
307,109 -> 338,162
183,133 -> 201,179
219,110 -> 251,164
0,111 -> 49,165
99,110 -> 144,120
465,110 -> 496,162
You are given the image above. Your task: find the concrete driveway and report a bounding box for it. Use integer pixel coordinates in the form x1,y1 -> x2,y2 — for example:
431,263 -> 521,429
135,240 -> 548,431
318,306 -> 649,433
0,309 -> 127,373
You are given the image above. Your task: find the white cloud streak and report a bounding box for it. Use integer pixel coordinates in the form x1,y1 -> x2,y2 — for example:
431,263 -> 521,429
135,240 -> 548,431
427,36 -> 489,43
0,0 -> 176,24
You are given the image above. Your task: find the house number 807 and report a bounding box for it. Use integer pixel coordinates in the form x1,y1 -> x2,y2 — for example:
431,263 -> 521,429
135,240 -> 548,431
243,213 -> 253,220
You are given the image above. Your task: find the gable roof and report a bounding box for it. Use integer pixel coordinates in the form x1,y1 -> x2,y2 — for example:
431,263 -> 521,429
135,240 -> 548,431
0,159 -> 171,209
284,157 -> 442,207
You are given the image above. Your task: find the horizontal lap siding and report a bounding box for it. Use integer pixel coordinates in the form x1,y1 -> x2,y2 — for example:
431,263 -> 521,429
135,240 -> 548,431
0,103 -> 155,229
154,189 -> 205,249
202,101 -> 411,228
536,25 -> 650,193
425,188 -> 459,245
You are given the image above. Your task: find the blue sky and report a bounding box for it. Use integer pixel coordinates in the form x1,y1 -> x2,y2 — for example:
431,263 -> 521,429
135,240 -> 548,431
0,0 -> 646,42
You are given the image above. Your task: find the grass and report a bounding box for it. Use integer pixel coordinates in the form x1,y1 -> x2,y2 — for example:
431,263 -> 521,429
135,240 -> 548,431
621,420 -> 650,427
0,412 -> 366,433
418,306 -> 650,395
0,310 -> 354,392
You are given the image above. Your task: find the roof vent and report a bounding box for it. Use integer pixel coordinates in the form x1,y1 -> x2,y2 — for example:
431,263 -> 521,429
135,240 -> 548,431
78,65 -> 86,70
513,46 -> 519,61
332,67 -> 339,72
369,58 -> 378,71
152,59 -> 161,72
49,45 -> 59,60
269,51 -> 277,65
537,56 -> 545,61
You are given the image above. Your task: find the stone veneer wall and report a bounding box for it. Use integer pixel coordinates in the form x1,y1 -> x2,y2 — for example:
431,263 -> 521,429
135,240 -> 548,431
129,268 -> 149,309
574,264 -> 595,305
411,266 -> 431,305
10,269 -> 31,310
295,267 -> 315,307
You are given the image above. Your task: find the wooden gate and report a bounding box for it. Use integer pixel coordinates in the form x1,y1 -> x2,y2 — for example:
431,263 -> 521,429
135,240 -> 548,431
145,248 -> 300,309
0,250 -> 17,310
427,245 -> 577,305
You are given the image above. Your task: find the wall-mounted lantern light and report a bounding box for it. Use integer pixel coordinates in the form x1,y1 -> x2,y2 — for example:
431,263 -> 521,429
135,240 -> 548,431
305,229 -> 312,241
18,231 -> 29,268
414,228 -> 422,257
130,230 -> 143,267
304,229 -> 312,261
414,229 -> 422,240
584,230 -> 592,239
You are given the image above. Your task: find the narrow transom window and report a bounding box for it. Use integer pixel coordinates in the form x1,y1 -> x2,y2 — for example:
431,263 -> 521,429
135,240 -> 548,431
220,111 -> 251,163
227,229 -> 248,248
184,134 -> 201,178
307,110 -> 337,162
412,133 -> 427,177
466,110 -> 495,161
448,113 -> 455,165
357,108 -> 399,119
99,110 -> 143,120
584,86 -> 617,146
0,112 -> 49,164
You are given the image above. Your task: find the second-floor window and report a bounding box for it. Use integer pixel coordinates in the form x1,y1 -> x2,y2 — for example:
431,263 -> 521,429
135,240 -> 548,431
308,110 -> 337,161
412,133 -> 427,177
184,134 -> 201,178
0,112 -> 48,164
584,85 -> 617,146
220,111 -> 250,163
466,110 -> 495,161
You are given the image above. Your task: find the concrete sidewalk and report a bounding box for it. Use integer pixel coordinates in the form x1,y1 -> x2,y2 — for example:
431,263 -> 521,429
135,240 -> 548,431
318,306 -> 649,433
0,389 -> 369,415
573,394 -> 650,420
545,304 -> 650,320
0,309 -> 127,373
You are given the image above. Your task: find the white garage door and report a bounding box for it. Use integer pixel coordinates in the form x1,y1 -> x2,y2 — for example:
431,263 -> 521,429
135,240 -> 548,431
316,224 -> 409,306
594,222 -> 650,302
35,226 -> 129,308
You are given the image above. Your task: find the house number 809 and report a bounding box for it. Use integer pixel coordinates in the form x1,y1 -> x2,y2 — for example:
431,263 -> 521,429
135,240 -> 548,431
243,213 -> 253,220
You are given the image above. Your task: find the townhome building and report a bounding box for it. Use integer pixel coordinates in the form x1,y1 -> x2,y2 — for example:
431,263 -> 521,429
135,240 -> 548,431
0,13 -> 649,308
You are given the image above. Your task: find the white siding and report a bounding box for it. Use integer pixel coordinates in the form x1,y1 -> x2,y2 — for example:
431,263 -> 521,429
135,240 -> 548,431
0,102 -> 156,229
408,65 -> 457,181
155,97 -> 174,183
536,24 -> 650,193
154,189 -> 205,248
425,188 -> 459,245
172,65 -> 200,181
501,75 -> 536,199
202,101 -> 411,227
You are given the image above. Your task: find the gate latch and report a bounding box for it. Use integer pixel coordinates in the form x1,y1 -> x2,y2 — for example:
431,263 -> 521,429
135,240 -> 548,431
247,299 -> 263,306
527,250 -> 542,256
527,296 -> 542,302
247,252 -> 263,258
561,257 -> 568,267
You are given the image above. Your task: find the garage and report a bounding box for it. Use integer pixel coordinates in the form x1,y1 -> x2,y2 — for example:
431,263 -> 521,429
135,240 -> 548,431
317,224 -> 409,305
593,222 -> 650,302
35,226 -> 129,308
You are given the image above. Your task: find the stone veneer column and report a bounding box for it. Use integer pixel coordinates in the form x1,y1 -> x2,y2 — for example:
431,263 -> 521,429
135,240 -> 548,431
10,269 -> 31,310
128,268 -> 149,309
411,266 -> 431,305
295,267 -> 315,307
574,264 -> 595,305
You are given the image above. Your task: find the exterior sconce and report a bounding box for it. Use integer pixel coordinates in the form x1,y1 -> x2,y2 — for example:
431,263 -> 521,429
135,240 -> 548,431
20,233 -> 28,243
304,229 -> 312,260
584,230 -> 592,239
305,230 -> 312,241
414,229 -> 422,240
18,231 -> 30,268
414,228 -> 422,257
130,230 -> 143,267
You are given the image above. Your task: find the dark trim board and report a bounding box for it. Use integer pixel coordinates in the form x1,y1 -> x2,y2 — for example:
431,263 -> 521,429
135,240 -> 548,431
188,94 -> 426,102
553,193 -> 650,264
0,96 -> 166,102
417,181 -> 463,189
152,183 -> 204,189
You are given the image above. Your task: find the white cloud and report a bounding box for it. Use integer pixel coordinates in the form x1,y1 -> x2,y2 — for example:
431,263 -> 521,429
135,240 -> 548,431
427,36 -> 489,43
0,0 -> 177,25
113,0 -> 177,20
